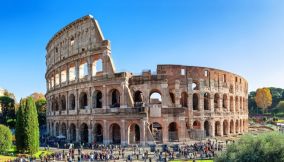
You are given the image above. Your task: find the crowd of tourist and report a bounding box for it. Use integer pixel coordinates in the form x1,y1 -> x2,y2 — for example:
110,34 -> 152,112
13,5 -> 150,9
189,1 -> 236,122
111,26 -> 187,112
4,140 -> 224,162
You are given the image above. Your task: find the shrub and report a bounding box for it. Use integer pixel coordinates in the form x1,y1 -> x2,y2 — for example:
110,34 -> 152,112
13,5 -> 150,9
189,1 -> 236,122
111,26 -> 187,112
215,132 -> 284,162
0,124 -> 13,152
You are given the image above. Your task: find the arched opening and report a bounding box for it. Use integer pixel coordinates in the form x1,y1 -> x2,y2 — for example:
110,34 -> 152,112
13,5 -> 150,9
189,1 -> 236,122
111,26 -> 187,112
94,124 -> 103,144
223,94 -> 228,109
150,122 -> 163,143
204,121 -> 210,137
110,89 -> 120,108
240,97 -> 243,112
214,94 -> 220,110
55,123 -> 60,136
230,96 -> 234,112
110,123 -> 121,144
60,95 -> 66,111
169,92 -> 175,105
192,82 -> 199,90
215,121 -> 221,136
150,91 -> 162,104
193,121 -> 201,129
69,124 -> 76,142
69,94 -> 76,110
55,98 -> 59,111
230,120 -> 234,134
93,90 -> 102,108
51,98 -> 56,111
204,93 -> 210,110
180,92 -> 188,108
61,123 -> 67,137
235,96 -> 239,112
92,59 -> 103,76
223,120 -> 229,136
235,120 -> 239,134
80,123 -> 89,144
134,91 -> 143,107
168,122 -> 178,142
79,92 -> 88,109
193,93 -> 199,110
129,124 -> 140,144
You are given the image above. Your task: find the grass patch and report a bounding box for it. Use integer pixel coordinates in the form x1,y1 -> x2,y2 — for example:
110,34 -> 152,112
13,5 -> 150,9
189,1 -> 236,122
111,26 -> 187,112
0,155 -> 16,161
33,150 -> 53,158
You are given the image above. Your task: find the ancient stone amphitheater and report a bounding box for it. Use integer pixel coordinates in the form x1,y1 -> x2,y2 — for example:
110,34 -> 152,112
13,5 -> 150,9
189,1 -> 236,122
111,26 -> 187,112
46,15 -> 249,145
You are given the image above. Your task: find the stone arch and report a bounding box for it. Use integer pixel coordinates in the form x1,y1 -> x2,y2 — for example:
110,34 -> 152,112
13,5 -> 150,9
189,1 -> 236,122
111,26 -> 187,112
61,123 -> 67,137
193,120 -> 201,129
94,123 -> 103,143
235,120 -> 239,134
134,90 -> 144,107
204,121 -> 210,137
223,120 -> 229,136
214,94 -> 220,111
204,93 -> 210,110
230,96 -> 234,112
150,90 -> 162,104
193,93 -> 199,110
79,92 -> 88,109
92,59 -> 103,76
215,121 -> 221,136
150,122 -> 163,143
69,94 -> 76,110
230,120 -> 234,134
180,92 -> 188,108
55,123 -> 60,136
192,81 -> 200,90
60,95 -> 66,111
168,122 -> 179,142
128,123 -> 140,144
69,123 -> 76,142
80,123 -> 89,143
222,94 -> 228,109
93,90 -> 102,108
110,123 -> 121,144
110,89 -> 120,108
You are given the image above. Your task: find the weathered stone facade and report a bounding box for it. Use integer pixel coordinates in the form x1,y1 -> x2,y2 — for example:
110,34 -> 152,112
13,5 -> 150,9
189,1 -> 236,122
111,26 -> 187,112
45,15 -> 249,145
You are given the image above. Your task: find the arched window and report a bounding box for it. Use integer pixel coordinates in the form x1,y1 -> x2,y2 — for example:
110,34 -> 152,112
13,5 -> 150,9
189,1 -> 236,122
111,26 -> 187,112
150,91 -> 162,104
223,94 -> 228,109
168,122 -> 178,142
193,121 -> 201,129
180,92 -> 188,107
110,89 -> 120,108
193,93 -> 199,110
134,91 -> 143,107
79,92 -> 88,109
69,94 -> 76,110
169,92 -> 175,105
92,59 -> 103,76
93,90 -> 102,108
204,93 -> 210,110
60,95 -> 66,111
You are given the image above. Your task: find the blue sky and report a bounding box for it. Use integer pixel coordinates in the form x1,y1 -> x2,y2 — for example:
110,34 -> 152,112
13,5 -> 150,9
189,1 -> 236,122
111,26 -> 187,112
0,0 -> 284,100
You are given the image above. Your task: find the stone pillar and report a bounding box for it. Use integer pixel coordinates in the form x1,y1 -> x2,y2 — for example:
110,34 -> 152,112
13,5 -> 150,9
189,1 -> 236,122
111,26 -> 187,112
218,95 -> 223,113
121,82 -> 127,108
179,118 -> 186,142
87,56 -> 92,81
210,96 -> 214,113
210,120 -> 215,137
76,128 -> 80,142
161,83 -> 169,108
66,121 -> 70,141
220,120 -> 223,137
103,85 -> 108,109
162,122 -> 168,143
75,60 -> 79,83
174,80 -> 181,108
121,120 -> 126,145
199,92 -> 204,112
103,120 -> 108,144
141,120 -> 146,146
66,63 -> 70,84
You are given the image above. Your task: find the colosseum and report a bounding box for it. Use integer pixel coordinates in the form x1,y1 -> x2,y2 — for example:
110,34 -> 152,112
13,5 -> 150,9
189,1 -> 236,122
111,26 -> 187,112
45,15 -> 249,146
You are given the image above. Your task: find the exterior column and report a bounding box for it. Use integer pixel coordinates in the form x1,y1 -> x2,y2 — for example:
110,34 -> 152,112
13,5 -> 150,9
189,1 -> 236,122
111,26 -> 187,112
210,120 -> 215,137
220,120 -> 223,137
87,56 -> 92,81
75,60 -> 79,83
141,120 -> 146,146
162,122 -> 168,143
121,120 -> 126,145
179,118 -> 186,142
66,63 -> 70,84
103,85 -> 108,109
210,96 -> 214,113
103,120 -> 108,144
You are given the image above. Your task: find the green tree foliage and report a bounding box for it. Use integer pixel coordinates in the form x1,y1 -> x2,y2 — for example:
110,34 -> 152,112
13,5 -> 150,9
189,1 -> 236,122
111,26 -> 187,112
15,97 -> 39,154
34,96 -> 47,127
15,99 -> 26,152
215,132 -> 284,162
0,96 -> 16,128
0,124 -> 12,152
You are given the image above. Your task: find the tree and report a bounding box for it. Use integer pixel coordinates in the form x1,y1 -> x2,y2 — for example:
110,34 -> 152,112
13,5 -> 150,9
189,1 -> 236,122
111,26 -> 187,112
276,101 -> 284,111
0,96 -> 16,127
15,99 -> 26,152
24,97 -> 40,154
15,97 -> 39,154
0,124 -> 12,152
255,88 -> 272,112
215,132 -> 284,162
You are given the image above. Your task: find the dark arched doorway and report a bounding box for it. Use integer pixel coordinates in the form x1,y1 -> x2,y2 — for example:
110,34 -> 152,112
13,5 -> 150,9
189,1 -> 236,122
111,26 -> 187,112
110,123 -> 121,144
94,123 -> 103,143
80,123 -> 89,144
129,124 -> 140,144
168,122 -> 179,142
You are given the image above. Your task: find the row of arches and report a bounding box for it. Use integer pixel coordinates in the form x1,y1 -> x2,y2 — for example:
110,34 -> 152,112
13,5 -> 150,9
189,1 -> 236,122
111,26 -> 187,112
191,119 -> 248,137
50,89 -> 247,113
